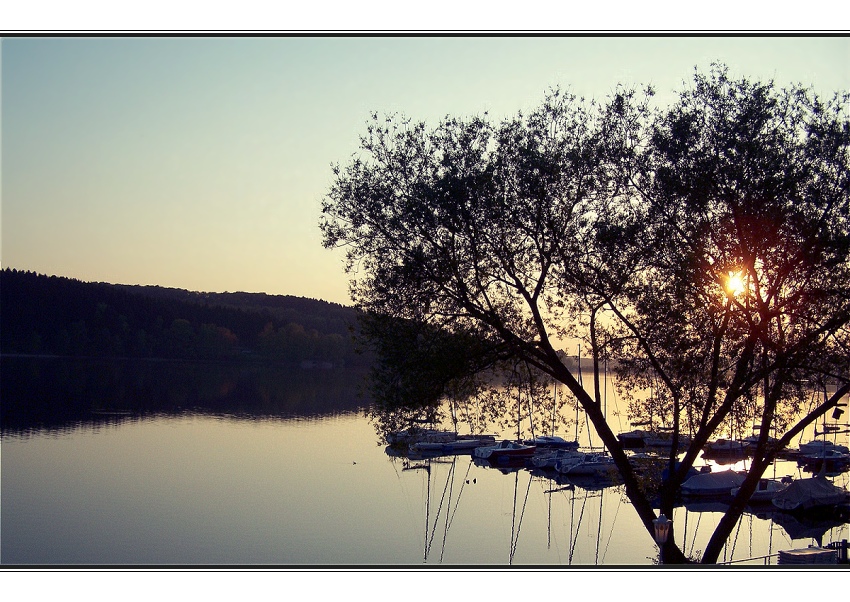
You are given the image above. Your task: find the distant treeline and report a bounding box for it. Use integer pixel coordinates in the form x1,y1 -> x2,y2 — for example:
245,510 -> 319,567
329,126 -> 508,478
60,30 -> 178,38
0,269 -> 369,366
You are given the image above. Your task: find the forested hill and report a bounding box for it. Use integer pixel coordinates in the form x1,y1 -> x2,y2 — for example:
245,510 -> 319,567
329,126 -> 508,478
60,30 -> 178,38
0,268 -> 367,366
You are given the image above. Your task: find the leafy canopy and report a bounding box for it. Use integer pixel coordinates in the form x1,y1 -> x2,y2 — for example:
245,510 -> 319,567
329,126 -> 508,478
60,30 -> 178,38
321,64 -> 850,563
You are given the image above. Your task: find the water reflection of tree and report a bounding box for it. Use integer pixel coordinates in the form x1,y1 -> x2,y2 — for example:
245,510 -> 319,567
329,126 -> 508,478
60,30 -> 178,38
368,340 -> 577,443
362,313 -> 578,439
1,357 -> 370,433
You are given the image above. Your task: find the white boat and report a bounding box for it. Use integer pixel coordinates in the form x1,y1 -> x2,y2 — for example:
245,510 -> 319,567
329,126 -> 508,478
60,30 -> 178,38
797,440 -> 850,456
704,438 -> 746,454
741,434 -> 781,453
617,429 -> 649,448
473,440 -> 536,461
386,428 -> 457,445
411,435 -> 497,453
617,429 -> 690,448
644,432 -> 692,449
452,434 -> 497,448
558,452 -> 618,476
523,435 -> 579,450
681,470 -> 746,497
731,477 -> 791,503
531,448 -> 584,470
553,451 -> 589,474
772,474 -> 850,511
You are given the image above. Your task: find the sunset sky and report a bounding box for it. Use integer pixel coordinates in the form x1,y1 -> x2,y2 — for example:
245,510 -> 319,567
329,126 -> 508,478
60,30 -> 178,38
3,36 -> 848,305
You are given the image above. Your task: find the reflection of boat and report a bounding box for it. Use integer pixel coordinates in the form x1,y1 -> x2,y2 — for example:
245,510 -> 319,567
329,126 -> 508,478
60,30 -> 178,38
563,471 -> 623,492
762,506 -> 850,545
385,445 -> 446,460
681,470 -> 746,498
473,455 -> 528,472
473,440 -> 536,461
772,474 -> 850,512
702,451 -> 747,466
682,499 -> 732,514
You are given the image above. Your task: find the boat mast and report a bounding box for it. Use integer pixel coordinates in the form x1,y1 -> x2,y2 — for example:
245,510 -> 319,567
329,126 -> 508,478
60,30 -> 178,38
575,345 -> 581,443
551,382 -> 557,438
602,358 -> 608,453
517,373 -> 522,443
525,362 -> 536,442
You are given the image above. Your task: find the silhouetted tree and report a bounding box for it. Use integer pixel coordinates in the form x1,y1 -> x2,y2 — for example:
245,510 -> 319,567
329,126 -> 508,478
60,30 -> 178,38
321,64 -> 850,563
628,65 -> 850,563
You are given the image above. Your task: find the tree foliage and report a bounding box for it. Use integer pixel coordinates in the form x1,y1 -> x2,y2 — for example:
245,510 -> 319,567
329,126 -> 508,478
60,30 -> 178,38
321,64 -> 850,563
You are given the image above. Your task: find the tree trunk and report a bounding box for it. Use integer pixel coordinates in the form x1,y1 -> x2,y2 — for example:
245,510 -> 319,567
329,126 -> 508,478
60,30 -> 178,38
550,359 -> 694,563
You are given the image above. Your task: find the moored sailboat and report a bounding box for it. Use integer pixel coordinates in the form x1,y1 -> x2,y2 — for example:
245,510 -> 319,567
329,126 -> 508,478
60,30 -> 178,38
411,434 -> 497,454
531,448 -> 584,470
731,477 -> 792,504
557,452 -> 618,477
473,439 -> 537,461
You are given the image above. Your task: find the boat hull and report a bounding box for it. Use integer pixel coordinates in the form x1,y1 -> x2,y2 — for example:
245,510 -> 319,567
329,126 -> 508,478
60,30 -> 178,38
473,440 -> 536,461
412,436 -> 497,454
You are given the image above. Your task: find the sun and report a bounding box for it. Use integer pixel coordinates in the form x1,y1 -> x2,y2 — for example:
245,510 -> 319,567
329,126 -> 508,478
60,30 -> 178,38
726,271 -> 745,297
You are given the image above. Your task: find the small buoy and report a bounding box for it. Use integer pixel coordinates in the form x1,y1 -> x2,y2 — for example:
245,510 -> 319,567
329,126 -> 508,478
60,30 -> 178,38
353,461 -> 357,465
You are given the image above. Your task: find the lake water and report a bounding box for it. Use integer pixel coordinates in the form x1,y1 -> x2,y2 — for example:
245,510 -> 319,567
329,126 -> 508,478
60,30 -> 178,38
2,357 -> 848,566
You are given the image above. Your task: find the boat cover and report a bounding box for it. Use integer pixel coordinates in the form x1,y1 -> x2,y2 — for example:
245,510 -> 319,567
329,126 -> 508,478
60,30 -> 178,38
681,470 -> 746,495
771,475 -> 849,511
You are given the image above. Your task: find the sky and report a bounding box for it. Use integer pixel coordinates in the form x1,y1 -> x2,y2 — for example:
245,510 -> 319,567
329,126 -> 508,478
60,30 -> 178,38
2,35 -> 849,305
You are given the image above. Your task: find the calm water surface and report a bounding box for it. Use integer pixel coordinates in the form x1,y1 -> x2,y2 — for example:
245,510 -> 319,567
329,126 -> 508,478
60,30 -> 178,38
2,357 -> 848,566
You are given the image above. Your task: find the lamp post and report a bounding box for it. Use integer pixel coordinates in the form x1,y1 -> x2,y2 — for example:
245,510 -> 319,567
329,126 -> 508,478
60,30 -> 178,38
653,513 -> 672,564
